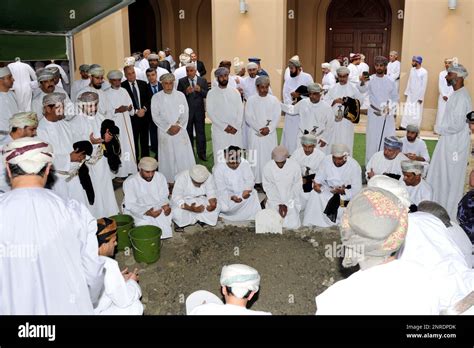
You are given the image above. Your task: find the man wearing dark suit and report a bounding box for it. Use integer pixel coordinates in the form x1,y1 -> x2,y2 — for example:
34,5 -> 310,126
158,58 -> 171,73
121,65 -> 152,161
177,64 -> 208,161
146,67 -> 162,159
190,52 -> 207,77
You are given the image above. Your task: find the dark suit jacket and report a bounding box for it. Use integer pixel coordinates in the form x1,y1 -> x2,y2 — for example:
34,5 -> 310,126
121,79 -> 152,118
177,76 -> 208,115
158,60 -> 171,73
195,60 -> 207,77
148,82 -> 163,96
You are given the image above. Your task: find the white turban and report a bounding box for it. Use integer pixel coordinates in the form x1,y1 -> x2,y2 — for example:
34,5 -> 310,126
331,144 -> 350,157
255,75 -> 270,86
301,134 -> 318,145
367,175 -> 411,208
189,164 -> 210,183
179,53 -> 191,65
406,124 -> 419,133
271,145 -> 289,162
220,264 -> 260,298
214,67 -> 229,77
0,66 -> 12,78
184,48 -> 194,55
233,61 -> 244,74
78,91 -> 99,102
124,57 -> 136,67
159,73 -> 175,83
37,68 -> 55,82
448,63 -> 468,78
147,53 -> 160,61
336,66 -> 350,76
288,59 -> 301,68
185,62 -> 196,69
9,112 -> 38,130
401,160 -> 424,176
307,83 -> 323,93
138,157 -> 158,171
290,55 -> 300,62
2,137 -> 53,174
389,51 -> 398,56
89,66 -> 105,77
42,92 -> 66,106
321,63 -> 331,69
247,62 -> 258,70
107,70 -> 123,80
158,51 -> 166,59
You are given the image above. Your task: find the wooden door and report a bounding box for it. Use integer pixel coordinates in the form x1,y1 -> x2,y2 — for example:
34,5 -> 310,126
326,0 -> 391,74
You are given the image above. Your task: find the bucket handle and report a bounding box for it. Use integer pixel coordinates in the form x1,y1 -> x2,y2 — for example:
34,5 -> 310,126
129,237 -> 163,255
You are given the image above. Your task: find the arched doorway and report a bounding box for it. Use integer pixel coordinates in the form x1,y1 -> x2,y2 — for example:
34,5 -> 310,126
326,0 -> 392,74
128,0 -> 160,53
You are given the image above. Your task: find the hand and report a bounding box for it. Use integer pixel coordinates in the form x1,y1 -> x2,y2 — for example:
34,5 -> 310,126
368,168 -> 375,179
417,100 -> 423,104
136,108 -> 146,117
128,105 -> 133,111
318,139 -> 327,148
187,203 -> 205,213
242,190 -> 251,199
104,130 -> 114,143
206,198 -> 217,212
231,195 -> 243,203
405,153 -> 417,161
237,87 -> 244,95
89,132 -> 103,145
278,204 -> 288,218
259,127 -> 270,136
443,96 -> 448,102
225,125 -> 237,135
313,182 -> 322,193
70,149 -> 86,162
167,125 -> 181,135
162,204 -> 172,216
194,84 -> 201,92
128,269 -> 139,282
115,105 -> 129,113
332,98 -> 344,106
186,86 -> 194,95
331,186 -> 345,195
145,208 -> 162,218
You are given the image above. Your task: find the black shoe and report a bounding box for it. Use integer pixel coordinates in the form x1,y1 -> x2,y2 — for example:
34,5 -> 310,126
174,223 -> 184,233
197,221 -> 207,228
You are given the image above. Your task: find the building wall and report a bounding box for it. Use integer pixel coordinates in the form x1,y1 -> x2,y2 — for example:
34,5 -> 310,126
212,0 -> 287,99
400,0 -> 473,130
73,9 -> 130,80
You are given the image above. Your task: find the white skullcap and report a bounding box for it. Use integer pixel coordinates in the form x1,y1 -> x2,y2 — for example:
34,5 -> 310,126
124,56 -> 136,67
9,112 -> 38,130
184,48 -> 194,55
290,55 -> 300,61
406,124 -> 419,133
331,144 -> 350,157
233,61 -> 244,74
301,134 -> 318,145
159,73 -> 175,82
158,51 -> 166,59
288,59 -> 301,68
220,264 -> 260,298
337,66 -> 350,76
0,66 -> 12,78
401,160 -> 424,176
89,66 -> 105,77
448,63 -> 468,78
138,157 -> 158,171
367,175 -> 411,208
321,63 -> 331,69
307,83 -> 323,93
2,137 -> 53,174
107,70 -> 123,80
179,53 -> 191,65
390,51 -> 398,56
271,145 -> 289,162
247,62 -> 258,70
189,164 -> 210,183
42,92 -> 66,106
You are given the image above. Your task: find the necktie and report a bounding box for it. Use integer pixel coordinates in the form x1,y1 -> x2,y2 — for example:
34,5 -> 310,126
191,79 -> 195,88
152,85 -> 158,94
131,82 -> 140,109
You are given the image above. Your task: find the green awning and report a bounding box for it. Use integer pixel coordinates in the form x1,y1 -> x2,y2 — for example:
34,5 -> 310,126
0,0 -> 134,62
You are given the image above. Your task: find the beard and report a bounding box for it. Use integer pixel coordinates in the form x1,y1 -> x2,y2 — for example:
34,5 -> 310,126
92,83 -> 102,89
218,79 -> 228,87
290,71 -> 298,78
447,78 -> 457,87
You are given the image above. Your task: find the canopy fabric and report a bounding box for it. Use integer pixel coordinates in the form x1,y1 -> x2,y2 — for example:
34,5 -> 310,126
0,0 -> 134,62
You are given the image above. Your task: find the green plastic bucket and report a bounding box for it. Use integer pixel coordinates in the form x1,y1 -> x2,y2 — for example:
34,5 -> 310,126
109,214 -> 134,251
128,225 -> 162,264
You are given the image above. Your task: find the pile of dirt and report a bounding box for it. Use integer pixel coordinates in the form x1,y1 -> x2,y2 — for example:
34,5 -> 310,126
116,225 -> 353,315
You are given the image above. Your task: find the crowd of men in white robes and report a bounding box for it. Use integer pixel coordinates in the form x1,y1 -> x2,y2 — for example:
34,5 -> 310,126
0,46 -> 473,315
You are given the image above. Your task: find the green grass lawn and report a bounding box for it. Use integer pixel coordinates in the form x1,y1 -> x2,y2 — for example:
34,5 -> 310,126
191,124 -> 437,171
